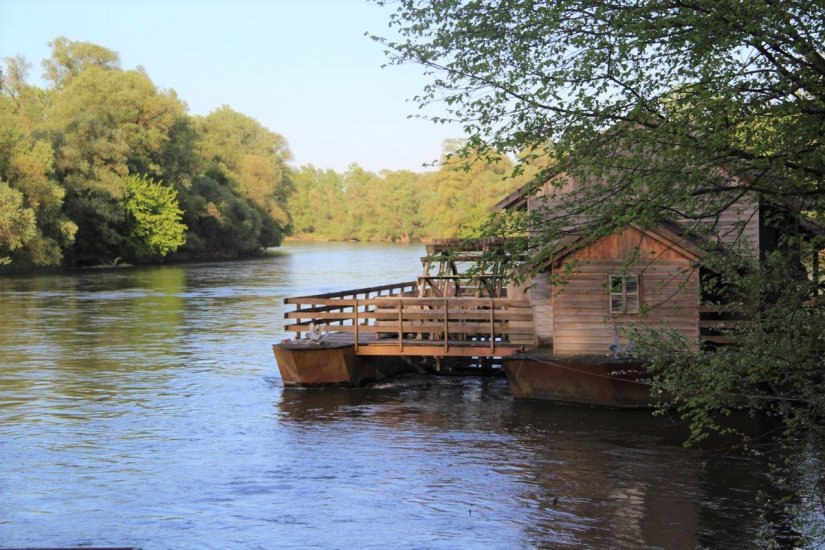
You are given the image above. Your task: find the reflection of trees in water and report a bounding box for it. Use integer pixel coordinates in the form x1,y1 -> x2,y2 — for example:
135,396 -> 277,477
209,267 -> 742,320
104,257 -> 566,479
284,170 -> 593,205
0,267 -> 187,412
696,450 -> 813,549
499,405 -> 700,548
279,377 -> 783,547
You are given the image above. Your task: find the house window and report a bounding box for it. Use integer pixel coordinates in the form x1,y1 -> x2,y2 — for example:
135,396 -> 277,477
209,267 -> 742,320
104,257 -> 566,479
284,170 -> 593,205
609,274 -> 640,314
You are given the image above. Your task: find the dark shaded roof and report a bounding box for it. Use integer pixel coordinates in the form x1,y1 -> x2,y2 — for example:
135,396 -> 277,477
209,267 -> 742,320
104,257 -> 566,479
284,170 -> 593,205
493,185 -> 533,211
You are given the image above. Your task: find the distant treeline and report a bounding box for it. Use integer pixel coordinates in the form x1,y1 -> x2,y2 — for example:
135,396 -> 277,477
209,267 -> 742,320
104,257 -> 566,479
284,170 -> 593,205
289,149 -> 526,242
1,38 -> 532,269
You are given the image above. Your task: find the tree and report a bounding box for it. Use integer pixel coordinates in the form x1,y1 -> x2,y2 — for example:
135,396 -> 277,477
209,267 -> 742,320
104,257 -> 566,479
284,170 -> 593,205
288,165 -> 347,239
178,175 -> 263,256
38,37 -> 190,265
286,152 -> 525,243
2,39 -> 297,265
376,0 -> 825,540
42,36 -> 120,90
0,181 -> 36,265
374,169 -> 424,241
0,56 -> 75,266
123,174 -> 186,261
192,106 -> 292,249
420,144 -> 519,237
340,163 -> 378,240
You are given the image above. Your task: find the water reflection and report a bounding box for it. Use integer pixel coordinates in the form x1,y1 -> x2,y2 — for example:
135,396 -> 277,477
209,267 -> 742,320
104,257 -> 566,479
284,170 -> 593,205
276,375 -> 778,548
0,243 -> 807,548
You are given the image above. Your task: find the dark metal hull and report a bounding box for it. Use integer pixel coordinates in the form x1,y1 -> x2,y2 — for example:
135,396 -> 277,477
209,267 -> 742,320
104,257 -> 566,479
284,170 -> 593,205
503,351 -> 653,408
273,342 -> 415,387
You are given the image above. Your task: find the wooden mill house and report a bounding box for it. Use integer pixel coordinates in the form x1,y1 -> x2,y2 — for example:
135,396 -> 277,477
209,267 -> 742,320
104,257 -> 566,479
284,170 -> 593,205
275,162 -> 819,405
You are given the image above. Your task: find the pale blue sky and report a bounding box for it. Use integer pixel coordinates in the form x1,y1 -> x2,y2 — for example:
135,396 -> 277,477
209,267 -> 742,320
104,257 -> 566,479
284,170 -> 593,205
0,0 -> 463,172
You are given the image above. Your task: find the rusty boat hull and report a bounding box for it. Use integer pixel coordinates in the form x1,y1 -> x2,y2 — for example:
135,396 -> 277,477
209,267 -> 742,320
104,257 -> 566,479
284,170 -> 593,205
273,342 -> 416,387
503,349 -> 654,408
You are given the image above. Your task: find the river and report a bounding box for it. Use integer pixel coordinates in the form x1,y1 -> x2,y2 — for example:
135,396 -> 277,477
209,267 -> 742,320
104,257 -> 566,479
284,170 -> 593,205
0,242 -> 805,549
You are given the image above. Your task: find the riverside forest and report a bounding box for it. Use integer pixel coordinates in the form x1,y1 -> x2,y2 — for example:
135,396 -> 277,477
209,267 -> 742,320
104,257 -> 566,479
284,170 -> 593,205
3,2 -> 825,545
0,38 -> 529,270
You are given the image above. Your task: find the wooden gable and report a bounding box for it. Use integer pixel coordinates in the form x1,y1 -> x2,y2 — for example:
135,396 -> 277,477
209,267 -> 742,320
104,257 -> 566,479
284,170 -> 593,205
550,226 -> 701,356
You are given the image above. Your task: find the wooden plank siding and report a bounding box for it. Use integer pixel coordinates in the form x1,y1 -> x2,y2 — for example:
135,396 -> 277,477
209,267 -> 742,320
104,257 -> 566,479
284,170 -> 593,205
675,188 -> 760,258
550,226 -> 701,355
519,168 -> 759,354
532,275 -> 553,345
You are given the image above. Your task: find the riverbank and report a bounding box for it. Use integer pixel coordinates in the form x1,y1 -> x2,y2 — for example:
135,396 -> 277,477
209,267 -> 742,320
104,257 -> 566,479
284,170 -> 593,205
284,234 -> 422,244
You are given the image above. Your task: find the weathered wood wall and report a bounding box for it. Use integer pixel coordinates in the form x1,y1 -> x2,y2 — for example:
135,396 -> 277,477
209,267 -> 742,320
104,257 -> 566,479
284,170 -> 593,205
531,275 -> 554,345
677,192 -> 759,257
550,226 -> 700,356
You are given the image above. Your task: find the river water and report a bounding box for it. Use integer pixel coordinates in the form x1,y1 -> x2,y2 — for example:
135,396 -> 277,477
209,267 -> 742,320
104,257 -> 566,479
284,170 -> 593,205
0,242 -> 805,549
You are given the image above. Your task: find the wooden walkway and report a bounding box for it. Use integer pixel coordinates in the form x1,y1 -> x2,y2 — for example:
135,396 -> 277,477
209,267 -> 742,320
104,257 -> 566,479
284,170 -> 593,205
283,281 -> 534,358
307,331 -> 527,357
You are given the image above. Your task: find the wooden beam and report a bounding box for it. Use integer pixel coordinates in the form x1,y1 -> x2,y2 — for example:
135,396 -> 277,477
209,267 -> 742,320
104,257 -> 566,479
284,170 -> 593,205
354,343 -> 522,357
285,280 -> 416,303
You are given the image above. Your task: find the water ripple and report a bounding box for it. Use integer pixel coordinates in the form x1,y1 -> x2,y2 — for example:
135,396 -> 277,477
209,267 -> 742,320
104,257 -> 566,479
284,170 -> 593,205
0,244 -> 795,549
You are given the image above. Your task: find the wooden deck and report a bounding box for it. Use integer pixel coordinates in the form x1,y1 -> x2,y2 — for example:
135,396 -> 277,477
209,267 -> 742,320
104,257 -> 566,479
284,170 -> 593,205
283,281 -> 534,357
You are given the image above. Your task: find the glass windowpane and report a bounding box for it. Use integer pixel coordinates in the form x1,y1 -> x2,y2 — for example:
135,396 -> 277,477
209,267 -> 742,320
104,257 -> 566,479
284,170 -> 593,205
610,293 -> 624,313
625,275 -> 639,294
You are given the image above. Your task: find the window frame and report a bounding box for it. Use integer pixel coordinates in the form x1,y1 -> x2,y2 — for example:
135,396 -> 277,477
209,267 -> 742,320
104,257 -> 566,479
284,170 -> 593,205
608,273 -> 640,315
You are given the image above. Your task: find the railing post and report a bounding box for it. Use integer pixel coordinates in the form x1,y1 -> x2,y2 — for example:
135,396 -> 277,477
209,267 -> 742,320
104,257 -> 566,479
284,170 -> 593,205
443,298 -> 449,352
354,298 -> 359,352
490,298 -> 495,353
398,299 -> 403,351
296,303 -> 303,340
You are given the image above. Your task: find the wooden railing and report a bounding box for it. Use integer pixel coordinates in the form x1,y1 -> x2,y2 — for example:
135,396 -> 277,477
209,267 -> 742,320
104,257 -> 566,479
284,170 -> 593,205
286,281 -> 418,306
698,304 -> 750,345
284,282 -> 534,356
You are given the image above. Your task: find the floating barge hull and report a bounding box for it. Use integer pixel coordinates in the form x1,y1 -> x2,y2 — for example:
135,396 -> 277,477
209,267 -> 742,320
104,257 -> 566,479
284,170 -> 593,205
273,341 -> 417,387
502,350 -> 654,408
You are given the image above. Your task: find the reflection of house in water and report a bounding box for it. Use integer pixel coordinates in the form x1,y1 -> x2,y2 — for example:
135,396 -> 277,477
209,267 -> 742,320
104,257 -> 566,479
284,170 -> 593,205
499,402 -> 788,548
277,375 -> 779,548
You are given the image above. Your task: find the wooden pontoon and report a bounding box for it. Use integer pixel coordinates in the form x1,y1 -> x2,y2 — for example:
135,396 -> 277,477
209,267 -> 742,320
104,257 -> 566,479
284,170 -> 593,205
274,240 -> 535,387
503,350 -> 652,409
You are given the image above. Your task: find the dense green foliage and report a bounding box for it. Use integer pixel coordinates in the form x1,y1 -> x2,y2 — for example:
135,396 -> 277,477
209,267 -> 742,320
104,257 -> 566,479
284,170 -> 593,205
123,174 -> 186,260
288,151 -> 523,242
1,38 -> 292,267
1,37 -> 524,267
377,0 -> 825,541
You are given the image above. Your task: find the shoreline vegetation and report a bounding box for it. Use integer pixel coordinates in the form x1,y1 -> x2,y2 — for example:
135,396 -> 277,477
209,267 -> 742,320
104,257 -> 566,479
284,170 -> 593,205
1,38 -> 535,275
